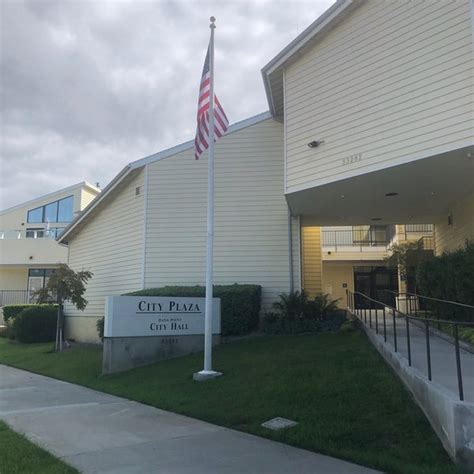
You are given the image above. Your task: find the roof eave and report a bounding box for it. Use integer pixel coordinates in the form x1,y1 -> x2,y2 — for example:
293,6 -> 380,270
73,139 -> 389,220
261,0 -> 358,117
57,165 -> 133,244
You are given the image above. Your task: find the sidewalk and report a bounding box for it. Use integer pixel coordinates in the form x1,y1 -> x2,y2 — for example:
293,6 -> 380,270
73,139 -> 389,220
0,365 -> 379,474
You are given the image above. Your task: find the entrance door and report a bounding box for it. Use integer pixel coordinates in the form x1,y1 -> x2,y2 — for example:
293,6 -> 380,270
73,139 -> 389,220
354,267 -> 398,308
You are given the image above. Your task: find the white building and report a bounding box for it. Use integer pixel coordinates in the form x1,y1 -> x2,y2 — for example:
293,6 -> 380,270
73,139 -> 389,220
0,182 -> 100,305
59,0 -> 473,342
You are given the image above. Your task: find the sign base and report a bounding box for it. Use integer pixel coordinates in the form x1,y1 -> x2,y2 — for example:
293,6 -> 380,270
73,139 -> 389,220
102,334 -> 220,375
193,370 -> 223,382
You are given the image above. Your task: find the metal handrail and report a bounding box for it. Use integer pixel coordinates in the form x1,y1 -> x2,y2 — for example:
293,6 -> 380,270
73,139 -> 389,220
346,289 -> 471,401
384,289 -> 474,310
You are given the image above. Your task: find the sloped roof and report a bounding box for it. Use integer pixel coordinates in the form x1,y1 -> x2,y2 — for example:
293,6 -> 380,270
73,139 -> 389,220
58,111 -> 272,243
0,181 -> 101,215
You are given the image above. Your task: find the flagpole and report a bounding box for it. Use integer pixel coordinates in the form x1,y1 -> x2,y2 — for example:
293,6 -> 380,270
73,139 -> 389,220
194,16 -> 222,380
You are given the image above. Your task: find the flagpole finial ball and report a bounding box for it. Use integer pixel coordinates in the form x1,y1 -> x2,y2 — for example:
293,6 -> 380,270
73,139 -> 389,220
210,16 -> 216,23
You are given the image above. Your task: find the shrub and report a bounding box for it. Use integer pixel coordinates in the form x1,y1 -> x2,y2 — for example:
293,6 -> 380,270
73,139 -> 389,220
263,291 -> 344,334
3,305 -> 50,323
262,310 -> 346,335
308,294 -> 341,321
12,305 -> 57,343
272,291 -> 308,320
127,284 -> 261,336
416,241 -> 474,321
97,317 -> 104,341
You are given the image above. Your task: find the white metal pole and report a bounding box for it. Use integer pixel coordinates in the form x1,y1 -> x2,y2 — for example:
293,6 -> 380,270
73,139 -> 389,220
203,16 -> 216,374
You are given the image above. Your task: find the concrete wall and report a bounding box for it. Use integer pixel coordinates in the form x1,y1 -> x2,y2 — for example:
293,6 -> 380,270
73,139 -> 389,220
434,192 -> 474,255
357,319 -> 474,471
284,0 -> 472,193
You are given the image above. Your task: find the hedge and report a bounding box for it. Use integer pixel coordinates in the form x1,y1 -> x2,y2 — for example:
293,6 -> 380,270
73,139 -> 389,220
12,305 -> 57,343
3,304 -> 58,323
127,284 -> 261,336
416,241 -> 474,321
262,310 -> 346,335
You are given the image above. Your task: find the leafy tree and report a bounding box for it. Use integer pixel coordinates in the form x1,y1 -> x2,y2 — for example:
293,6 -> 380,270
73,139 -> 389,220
385,241 -> 433,290
36,264 -> 93,351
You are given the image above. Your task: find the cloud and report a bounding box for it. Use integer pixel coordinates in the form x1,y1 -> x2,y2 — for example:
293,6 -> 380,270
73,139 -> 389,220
0,0 -> 334,210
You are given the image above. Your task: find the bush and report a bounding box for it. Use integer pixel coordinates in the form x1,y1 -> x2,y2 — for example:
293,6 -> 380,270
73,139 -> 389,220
97,317 -> 104,341
12,306 -> 57,343
416,241 -> 474,321
262,310 -> 346,335
3,305 -> 51,323
263,291 -> 344,334
127,284 -> 261,336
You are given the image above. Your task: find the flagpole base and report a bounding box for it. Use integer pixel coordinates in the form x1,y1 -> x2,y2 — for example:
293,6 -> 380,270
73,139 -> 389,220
193,370 -> 223,382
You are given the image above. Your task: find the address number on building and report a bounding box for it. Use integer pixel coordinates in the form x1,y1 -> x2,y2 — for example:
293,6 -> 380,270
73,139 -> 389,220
342,153 -> 362,166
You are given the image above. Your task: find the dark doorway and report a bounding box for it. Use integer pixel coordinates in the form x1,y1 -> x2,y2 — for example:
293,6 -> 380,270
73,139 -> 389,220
354,266 -> 398,308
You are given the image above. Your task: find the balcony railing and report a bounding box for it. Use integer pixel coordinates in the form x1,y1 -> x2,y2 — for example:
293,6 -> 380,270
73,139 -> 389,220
322,229 -> 388,250
405,224 -> 433,233
0,228 -> 64,240
0,290 -> 37,306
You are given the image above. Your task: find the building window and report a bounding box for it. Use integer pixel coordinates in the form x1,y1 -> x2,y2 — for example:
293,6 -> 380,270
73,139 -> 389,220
44,201 -> 58,222
26,195 -> 74,224
26,228 -> 44,238
58,196 -> 73,222
27,207 -> 43,223
27,268 -> 56,294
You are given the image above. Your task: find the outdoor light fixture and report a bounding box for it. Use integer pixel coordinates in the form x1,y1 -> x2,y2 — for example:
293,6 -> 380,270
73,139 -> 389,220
307,140 -> 324,148
385,192 -> 399,197
371,217 -> 382,221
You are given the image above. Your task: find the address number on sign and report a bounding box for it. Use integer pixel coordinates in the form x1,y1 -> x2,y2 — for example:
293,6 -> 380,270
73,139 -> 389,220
342,153 -> 362,166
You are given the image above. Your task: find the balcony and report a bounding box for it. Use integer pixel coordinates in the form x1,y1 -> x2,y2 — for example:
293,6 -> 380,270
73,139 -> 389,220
387,224 -> 434,245
322,228 -> 389,261
0,229 -> 67,266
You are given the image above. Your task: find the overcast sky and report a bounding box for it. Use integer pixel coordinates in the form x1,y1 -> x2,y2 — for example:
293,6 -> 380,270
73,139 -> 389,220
0,0 -> 334,210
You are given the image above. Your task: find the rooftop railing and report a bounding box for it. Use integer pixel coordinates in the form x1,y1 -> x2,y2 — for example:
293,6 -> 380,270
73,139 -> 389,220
0,228 -> 64,240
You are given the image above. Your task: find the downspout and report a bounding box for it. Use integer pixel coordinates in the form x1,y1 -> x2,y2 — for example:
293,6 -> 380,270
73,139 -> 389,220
288,207 -> 294,293
141,164 -> 149,289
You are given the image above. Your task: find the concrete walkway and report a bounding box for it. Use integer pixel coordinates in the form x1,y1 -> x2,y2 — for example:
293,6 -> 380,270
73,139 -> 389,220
355,309 -> 474,402
0,365 -> 379,474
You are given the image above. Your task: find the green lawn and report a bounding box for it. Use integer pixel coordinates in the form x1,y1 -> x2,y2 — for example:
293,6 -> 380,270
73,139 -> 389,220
0,326 -> 465,474
0,421 -> 77,474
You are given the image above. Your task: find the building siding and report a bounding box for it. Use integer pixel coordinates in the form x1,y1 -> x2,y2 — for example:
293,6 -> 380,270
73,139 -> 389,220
322,262 -> 354,308
434,192 -> 474,255
64,170 -> 145,342
284,0 -> 473,193
301,225 -> 322,296
144,118 -> 293,311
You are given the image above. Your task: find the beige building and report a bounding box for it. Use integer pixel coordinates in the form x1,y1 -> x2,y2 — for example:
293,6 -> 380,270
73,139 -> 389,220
0,182 -> 100,305
59,0 -> 472,342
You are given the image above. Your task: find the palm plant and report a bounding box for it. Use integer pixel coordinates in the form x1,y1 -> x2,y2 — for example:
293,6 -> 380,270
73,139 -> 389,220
273,291 -> 308,320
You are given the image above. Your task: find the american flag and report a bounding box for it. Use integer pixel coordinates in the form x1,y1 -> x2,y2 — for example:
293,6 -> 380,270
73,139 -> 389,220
194,46 -> 229,160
